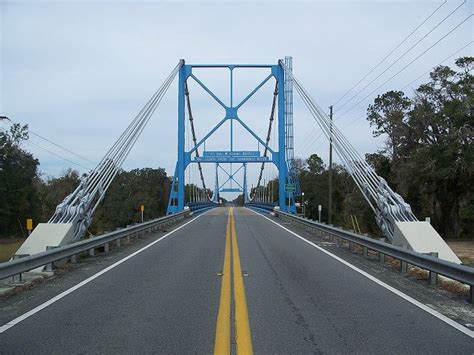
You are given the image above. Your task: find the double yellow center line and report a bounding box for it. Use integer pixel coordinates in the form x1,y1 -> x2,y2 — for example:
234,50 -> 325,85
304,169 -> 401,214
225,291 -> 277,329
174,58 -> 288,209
214,208 -> 253,355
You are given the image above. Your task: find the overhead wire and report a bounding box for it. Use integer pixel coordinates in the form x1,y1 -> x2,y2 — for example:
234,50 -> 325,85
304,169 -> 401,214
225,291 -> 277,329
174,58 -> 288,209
337,13 -> 473,119
338,40 -> 474,132
299,130 -> 325,159
402,39 -> 473,90
295,125 -> 318,155
2,116 -> 97,166
332,0 -> 448,107
335,0 -> 467,116
23,140 -> 91,170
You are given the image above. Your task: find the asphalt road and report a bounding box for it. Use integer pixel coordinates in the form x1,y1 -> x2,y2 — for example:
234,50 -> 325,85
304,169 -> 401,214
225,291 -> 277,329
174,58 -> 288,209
0,207 -> 472,354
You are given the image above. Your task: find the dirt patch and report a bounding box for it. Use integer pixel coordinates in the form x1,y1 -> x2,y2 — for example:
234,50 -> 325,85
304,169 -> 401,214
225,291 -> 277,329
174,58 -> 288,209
447,240 -> 474,265
0,239 -> 24,263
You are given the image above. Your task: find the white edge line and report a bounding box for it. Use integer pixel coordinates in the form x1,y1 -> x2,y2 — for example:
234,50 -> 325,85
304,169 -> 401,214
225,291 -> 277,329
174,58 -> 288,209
245,207 -> 474,339
0,210 -> 211,334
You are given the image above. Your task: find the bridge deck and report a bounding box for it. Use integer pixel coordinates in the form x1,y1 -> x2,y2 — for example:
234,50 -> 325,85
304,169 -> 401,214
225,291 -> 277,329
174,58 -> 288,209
0,207 -> 472,353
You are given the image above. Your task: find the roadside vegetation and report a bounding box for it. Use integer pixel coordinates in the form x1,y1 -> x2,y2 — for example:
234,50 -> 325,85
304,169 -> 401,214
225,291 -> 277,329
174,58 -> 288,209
0,58 -> 472,263
0,124 -> 170,243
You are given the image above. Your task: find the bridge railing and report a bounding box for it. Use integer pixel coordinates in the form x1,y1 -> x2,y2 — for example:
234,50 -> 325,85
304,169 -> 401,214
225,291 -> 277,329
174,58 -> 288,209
245,202 -> 277,212
0,210 -> 191,281
187,202 -> 217,213
274,210 -> 474,303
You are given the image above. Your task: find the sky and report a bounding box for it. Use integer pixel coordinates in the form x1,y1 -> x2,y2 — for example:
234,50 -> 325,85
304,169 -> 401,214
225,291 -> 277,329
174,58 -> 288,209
1,0 -> 472,200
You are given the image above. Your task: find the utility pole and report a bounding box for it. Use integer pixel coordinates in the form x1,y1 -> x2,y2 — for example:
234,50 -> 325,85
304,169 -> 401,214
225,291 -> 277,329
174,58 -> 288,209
328,105 -> 333,224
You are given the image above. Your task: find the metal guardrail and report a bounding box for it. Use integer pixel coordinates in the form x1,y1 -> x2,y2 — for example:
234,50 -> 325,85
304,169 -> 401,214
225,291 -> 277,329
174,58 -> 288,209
0,210 -> 191,281
274,210 -> 474,302
188,202 -> 217,213
246,202 -> 276,212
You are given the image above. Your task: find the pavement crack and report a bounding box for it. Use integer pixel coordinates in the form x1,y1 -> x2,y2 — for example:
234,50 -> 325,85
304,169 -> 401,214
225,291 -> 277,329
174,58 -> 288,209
247,225 -> 324,354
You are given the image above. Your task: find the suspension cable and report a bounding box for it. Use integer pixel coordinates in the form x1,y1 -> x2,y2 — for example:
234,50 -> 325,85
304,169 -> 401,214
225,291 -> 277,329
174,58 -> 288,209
251,81 -> 278,200
185,81 -> 210,201
281,60 -> 418,228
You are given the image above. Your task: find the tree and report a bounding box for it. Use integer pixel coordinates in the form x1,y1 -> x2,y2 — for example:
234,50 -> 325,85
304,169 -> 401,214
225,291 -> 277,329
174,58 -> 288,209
365,152 -> 392,184
306,154 -> 325,174
36,169 -> 81,221
365,57 -> 473,239
90,167 -> 170,234
405,57 -> 473,238
367,90 -> 412,160
0,124 -> 41,238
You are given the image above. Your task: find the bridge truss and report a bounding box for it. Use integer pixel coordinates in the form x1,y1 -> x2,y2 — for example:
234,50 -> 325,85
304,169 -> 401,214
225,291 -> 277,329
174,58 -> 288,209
166,59 -> 300,214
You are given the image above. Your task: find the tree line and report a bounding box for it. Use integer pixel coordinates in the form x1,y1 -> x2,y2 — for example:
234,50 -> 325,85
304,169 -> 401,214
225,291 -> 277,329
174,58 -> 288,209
0,124 -> 170,239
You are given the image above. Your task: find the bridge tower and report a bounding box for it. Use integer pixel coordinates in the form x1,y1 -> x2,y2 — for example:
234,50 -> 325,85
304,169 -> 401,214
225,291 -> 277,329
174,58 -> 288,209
166,59 -> 299,214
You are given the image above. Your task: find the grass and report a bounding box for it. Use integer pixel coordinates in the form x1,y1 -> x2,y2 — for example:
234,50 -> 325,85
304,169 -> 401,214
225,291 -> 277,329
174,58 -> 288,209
0,239 -> 24,263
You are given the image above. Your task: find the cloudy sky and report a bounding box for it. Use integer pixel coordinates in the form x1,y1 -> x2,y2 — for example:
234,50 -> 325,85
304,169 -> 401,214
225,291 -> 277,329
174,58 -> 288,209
1,0 -> 472,199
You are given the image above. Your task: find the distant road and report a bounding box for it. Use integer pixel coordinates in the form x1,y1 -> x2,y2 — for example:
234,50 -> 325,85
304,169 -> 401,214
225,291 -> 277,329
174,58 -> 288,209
1,207 -> 473,353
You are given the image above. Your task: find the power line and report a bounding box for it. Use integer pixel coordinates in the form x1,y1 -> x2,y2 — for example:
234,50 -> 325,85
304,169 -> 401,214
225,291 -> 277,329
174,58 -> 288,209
337,13 -> 473,119
340,40 -> 474,132
24,140 -> 91,170
402,40 -> 473,90
299,130 -> 324,159
298,129 -> 324,159
28,130 -> 96,165
296,125 -> 319,154
2,116 -> 96,165
340,113 -> 367,132
332,0 -> 447,107
335,0 -> 467,115
296,126 -> 318,156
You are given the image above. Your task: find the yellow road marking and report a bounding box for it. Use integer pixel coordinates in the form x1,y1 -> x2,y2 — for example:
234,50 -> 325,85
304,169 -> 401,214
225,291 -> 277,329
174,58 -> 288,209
214,212 -> 231,355
214,208 -> 253,355
230,208 -> 254,355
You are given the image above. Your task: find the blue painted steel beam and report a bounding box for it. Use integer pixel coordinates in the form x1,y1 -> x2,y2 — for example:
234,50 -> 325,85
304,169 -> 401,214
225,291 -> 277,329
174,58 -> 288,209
188,116 -> 228,155
189,64 -> 274,68
190,74 -> 227,109
234,117 -> 274,154
194,157 -> 270,163
236,74 -> 274,109
220,188 -> 243,193
177,64 -> 186,211
277,64 -> 288,212
218,164 -> 231,177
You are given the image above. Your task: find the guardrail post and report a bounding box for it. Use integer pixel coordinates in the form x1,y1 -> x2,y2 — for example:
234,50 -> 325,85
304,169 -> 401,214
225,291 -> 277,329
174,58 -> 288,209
428,252 -> 438,285
104,242 -> 110,253
89,247 -> 96,257
70,254 -> 77,264
379,252 -> 385,264
116,238 -> 121,247
400,260 -> 407,274
45,246 -> 57,272
11,254 -> 28,282
378,238 -> 386,263
399,245 -> 408,273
